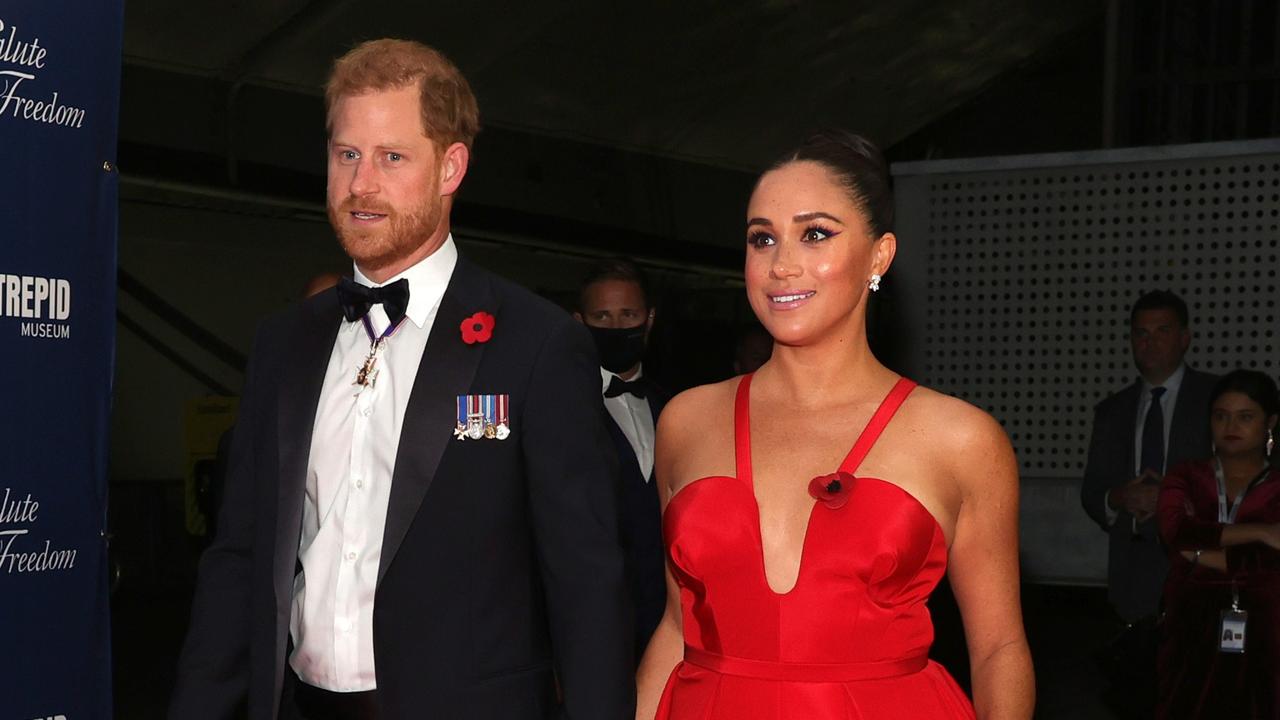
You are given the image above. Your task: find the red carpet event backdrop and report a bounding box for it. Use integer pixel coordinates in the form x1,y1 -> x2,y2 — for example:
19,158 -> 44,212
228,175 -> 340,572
0,2 -> 123,718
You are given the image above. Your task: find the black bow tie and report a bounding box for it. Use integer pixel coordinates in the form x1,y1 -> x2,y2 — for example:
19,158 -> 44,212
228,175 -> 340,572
337,277 -> 410,327
605,376 -> 646,399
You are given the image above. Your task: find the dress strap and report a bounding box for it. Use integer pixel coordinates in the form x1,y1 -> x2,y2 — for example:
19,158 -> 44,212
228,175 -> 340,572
838,377 -> 918,475
734,374 -> 754,487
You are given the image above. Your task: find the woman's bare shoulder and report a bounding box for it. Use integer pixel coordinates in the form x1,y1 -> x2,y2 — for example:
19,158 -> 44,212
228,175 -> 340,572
655,377 -> 742,498
903,384 -> 1012,459
659,376 -> 741,432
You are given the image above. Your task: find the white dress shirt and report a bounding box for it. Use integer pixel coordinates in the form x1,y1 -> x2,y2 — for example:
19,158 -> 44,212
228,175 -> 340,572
601,365 -> 655,481
289,237 -> 458,691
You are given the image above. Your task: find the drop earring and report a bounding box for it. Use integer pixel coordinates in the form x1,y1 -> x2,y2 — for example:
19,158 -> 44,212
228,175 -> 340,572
869,273 -> 882,292
1268,429 -> 1274,458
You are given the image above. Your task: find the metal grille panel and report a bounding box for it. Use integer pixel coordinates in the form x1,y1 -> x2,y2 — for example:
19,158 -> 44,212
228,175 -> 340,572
894,142 -> 1280,478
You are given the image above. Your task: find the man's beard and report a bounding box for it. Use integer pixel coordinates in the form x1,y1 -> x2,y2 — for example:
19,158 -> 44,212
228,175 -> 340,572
329,194 -> 442,274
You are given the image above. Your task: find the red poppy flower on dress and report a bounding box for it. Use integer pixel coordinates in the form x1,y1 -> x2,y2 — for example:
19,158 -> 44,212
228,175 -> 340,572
460,311 -> 495,344
808,471 -> 855,509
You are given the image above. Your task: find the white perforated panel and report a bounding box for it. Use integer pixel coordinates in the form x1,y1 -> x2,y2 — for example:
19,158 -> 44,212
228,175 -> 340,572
893,142 -> 1280,479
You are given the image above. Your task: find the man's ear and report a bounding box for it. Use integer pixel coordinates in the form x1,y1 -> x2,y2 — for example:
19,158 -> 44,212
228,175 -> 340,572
572,311 -> 584,324
440,142 -> 470,196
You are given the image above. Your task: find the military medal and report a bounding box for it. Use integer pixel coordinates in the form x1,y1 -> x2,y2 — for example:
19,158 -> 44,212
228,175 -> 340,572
353,315 -> 405,391
354,339 -> 384,389
456,394 -> 511,440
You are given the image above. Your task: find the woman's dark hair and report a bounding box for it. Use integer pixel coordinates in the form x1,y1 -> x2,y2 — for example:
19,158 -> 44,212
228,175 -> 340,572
1209,369 -> 1280,419
768,129 -> 894,237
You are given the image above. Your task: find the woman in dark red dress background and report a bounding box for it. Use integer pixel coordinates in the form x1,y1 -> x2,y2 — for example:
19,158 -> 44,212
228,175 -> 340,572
634,131 -> 1034,719
1157,369 -> 1280,719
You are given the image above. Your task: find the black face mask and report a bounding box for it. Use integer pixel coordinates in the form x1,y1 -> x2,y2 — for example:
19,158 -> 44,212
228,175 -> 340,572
587,324 -> 647,374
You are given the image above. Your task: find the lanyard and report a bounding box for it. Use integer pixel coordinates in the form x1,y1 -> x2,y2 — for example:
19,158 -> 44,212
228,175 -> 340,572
1215,460 -> 1271,524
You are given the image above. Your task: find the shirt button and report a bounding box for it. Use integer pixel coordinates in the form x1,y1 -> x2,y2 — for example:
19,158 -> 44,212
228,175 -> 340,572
346,551 -> 357,561
354,478 -> 364,489
337,618 -> 352,632
360,405 -> 373,417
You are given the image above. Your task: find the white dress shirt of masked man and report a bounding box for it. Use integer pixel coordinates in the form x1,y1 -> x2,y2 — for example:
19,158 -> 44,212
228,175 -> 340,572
573,259 -> 668,664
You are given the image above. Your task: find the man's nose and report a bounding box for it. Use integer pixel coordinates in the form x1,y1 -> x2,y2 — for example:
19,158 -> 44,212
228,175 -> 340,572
350,159 -> 379,196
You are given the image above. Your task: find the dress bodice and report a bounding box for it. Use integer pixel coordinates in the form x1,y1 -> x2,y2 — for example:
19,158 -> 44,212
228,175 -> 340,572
656,375 -> 976,718
663,374 -> 948,667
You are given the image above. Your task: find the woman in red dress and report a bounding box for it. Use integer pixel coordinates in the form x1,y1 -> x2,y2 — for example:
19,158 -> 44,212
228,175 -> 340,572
635,131 -> 1035,719
1157,369 -> 1280,719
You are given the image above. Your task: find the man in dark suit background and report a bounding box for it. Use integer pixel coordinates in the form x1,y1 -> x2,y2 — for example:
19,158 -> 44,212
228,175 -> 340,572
169,39 -> 633,720
1081,289 -> 1216,715
573,259 -> 667,663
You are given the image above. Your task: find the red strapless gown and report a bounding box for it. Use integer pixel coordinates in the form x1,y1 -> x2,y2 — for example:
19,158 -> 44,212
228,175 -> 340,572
655,375 -> 975,719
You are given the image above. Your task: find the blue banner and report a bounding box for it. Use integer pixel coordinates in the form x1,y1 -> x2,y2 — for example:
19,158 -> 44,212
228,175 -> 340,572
0,2 -> 123,718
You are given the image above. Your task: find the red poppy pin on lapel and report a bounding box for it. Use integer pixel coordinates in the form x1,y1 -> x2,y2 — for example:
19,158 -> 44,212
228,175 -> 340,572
461,311 -> 495,344
808,471 -> 854,509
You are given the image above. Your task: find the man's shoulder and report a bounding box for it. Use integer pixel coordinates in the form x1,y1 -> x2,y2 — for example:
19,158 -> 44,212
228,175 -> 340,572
464,260 -> 571,330
643,377 -> 673,414
1094,380 -> 1140,414
248,289 -> 339,353
1181,366 -> 1220,395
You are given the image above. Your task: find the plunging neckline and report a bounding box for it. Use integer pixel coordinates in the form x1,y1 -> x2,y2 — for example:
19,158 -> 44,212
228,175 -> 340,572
736,373 -> 918,596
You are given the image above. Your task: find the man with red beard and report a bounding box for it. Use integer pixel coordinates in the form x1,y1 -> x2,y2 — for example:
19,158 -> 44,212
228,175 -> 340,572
170,39 -> 633,720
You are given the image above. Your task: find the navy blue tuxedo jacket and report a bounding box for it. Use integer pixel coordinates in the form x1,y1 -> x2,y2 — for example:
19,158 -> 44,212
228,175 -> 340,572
170,257 -> 635,719
602,378 -> 668,661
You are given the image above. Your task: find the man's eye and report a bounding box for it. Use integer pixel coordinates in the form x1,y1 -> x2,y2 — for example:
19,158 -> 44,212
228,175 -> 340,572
341,150 -> 358,161
388,152 -> 403,162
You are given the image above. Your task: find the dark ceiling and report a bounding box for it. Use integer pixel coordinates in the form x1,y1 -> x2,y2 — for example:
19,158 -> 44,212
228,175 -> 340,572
117,1 -> 1108,267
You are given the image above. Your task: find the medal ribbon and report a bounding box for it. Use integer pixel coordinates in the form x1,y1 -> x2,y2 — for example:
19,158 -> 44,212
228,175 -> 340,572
360,314 -> 406,345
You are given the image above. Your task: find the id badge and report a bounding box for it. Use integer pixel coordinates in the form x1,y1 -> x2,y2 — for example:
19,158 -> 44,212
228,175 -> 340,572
1219,609 -> 1247,653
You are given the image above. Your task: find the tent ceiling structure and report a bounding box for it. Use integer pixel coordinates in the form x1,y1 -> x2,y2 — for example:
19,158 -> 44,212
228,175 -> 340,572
118,1 -> 1105,262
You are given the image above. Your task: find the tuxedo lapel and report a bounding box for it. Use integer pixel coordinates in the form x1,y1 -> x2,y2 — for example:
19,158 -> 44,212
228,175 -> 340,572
273,293 -> 343,621
378,258 -> 497,586
604,412 -> 641,479
1117,381 -> 1142,479
645,382 -> 666,422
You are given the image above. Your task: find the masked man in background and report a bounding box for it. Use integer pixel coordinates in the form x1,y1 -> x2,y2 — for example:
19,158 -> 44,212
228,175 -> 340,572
575,259 -> 667,663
